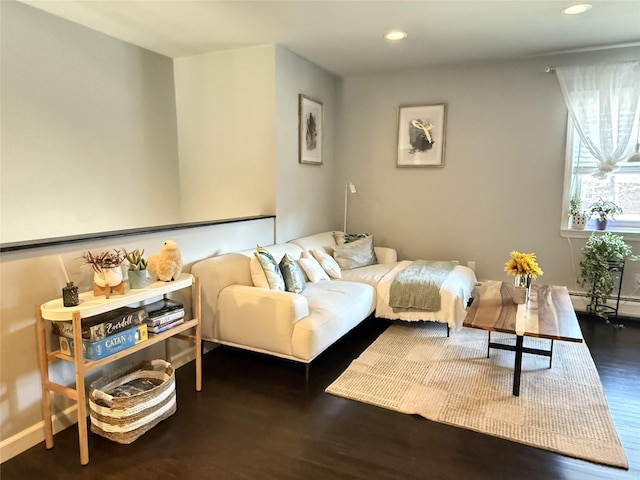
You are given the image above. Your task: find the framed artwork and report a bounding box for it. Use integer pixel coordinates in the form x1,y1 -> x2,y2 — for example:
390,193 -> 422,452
397,103 -> 447,167
299,94 -> 323,165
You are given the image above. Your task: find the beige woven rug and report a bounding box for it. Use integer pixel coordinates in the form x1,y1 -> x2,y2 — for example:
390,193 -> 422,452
326,322 -> 628,469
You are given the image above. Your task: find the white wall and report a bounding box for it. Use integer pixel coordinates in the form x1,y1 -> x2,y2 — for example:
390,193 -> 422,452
274,46 -> 340,242
0,1 -> 181,243
337,47 -> 640,300
174,46 -> 277,223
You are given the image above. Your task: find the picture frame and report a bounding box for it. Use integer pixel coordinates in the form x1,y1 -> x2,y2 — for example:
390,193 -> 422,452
397,103 -> 447,167
299,94 -> 323,165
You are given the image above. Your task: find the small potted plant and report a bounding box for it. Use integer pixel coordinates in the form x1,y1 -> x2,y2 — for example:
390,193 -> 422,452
569,194 -> 587,230
125,249 -> 148,289
589,197 -> 622,231
578,232 -> 636,325
82,249 -> 126,288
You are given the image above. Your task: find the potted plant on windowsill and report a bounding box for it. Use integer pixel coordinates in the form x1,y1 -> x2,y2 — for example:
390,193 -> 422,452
578,232 -> 636,326
82,249 -> 127,297
588,198 -> 622,231
125,249 -> 148,289
569,194 -> 587,230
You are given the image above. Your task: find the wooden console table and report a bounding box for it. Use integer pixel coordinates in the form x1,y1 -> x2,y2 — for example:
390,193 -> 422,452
463,281 -> 583,396
36,273 -> 201,465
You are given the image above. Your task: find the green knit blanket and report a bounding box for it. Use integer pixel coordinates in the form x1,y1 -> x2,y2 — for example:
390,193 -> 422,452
388,260 -> 456,312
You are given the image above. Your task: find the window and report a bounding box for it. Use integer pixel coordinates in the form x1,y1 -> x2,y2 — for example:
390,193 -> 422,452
557,62 -> 640,233
566,116 -> 640,231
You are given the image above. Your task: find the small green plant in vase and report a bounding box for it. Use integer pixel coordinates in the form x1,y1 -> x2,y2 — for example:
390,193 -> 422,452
125,249 -> 148,289
569,194 -> 587,230
588,198 -> 622,230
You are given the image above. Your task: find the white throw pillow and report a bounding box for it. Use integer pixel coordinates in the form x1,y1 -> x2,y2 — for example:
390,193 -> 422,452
333,236 -> 378,270
251,246 -> 285,291
299,256 -> 330,282
311,249 -> 342,278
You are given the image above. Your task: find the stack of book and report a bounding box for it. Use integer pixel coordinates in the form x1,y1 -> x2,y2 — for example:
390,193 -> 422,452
143,299 -> 185,334
55,307 -> 148,360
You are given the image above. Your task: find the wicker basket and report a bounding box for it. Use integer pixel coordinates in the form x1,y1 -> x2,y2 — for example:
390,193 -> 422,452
88,359 -> 176,444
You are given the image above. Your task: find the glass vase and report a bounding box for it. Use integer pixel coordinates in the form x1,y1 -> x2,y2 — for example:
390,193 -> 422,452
514,273 -> 532,303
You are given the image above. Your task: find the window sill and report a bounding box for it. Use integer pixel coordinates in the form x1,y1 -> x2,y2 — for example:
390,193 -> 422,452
561,228 -> 640,242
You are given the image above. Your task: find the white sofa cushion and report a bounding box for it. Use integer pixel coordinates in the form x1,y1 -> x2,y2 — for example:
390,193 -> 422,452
310,249 -> 342,278
291,280 -> 376,360
299,256 -> 330,282
218,285 -> 309,357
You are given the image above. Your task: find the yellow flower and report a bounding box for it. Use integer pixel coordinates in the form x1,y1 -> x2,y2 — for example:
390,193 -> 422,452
504,251 -> 543,278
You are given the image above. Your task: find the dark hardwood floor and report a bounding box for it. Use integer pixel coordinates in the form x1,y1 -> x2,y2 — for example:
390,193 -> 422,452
3,315 -> 639,480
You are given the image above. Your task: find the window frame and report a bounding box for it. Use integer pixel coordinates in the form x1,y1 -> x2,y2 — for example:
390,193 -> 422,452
561,118 -> 640,240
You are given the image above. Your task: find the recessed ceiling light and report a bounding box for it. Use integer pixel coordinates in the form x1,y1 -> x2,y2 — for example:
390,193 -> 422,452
562,3 -> 592,15
384,30 -> 407,41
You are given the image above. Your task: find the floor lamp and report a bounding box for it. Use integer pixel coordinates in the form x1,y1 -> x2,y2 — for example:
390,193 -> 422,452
343,181 -> 357,232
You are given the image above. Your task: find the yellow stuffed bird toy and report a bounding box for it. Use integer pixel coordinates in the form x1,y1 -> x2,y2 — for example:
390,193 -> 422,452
147,240 -> 183,282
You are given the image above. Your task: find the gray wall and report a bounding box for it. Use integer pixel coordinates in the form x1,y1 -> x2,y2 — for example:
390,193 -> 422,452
0,1 -> 181,243
337,47 -> 640,297
274,46 -> 340,242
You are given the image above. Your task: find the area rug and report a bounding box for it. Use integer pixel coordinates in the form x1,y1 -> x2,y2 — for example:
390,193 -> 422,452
326,322 -> 628,469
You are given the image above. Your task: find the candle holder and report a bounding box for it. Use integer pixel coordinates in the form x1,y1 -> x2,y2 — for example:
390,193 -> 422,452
62,282 -> 80,307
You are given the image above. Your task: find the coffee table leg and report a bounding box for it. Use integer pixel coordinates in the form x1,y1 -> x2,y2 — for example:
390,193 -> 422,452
513,335 -> 524,396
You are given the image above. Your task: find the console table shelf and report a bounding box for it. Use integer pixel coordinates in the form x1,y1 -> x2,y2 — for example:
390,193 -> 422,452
36,273 -> 202,465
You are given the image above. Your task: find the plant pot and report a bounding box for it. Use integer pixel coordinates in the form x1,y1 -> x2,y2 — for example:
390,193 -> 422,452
94,267 -> 123,287
128,270 -> 148,289
596,219 -> 608,231
570,213 -> 587,230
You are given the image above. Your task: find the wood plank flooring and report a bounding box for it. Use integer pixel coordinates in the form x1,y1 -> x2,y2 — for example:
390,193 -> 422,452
2,315 -> 639,479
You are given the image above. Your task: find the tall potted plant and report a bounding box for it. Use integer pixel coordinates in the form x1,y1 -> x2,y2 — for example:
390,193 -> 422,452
578,233 -> 635,324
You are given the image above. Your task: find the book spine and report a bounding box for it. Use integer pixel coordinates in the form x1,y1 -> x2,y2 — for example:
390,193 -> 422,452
145,309 -> 185,327
58,324 -> 148,360
148,319 -> 185,334
52,309 -> 146,342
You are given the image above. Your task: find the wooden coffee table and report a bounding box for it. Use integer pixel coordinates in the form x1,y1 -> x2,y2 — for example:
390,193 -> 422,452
463,281 -> 583,396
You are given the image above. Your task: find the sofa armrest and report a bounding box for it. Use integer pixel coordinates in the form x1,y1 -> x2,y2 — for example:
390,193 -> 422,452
216,285 -> 310,356
374,246 -> 397,264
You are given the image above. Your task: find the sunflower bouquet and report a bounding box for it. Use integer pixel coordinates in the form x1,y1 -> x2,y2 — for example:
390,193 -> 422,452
504,251 -> 543,279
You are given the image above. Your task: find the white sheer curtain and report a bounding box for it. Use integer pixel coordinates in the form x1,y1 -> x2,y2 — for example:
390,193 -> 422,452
555,61 -> 640,179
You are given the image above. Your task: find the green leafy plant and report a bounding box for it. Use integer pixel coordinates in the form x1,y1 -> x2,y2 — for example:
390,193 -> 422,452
588,197 -> 622,221
569,194 -> 583,216
81,249 -> 126,273
578,233 -> 636,324
125,249 -> 148,271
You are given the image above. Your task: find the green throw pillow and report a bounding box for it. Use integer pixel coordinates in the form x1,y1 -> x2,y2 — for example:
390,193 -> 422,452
279,253 -> 306,293
254,246 -> 285,291
333,236 -> 378,270
333,231 -> 372,246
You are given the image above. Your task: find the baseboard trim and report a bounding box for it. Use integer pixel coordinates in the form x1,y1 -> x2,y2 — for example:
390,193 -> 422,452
0,350 -> 196,464
569,291 -> 640,319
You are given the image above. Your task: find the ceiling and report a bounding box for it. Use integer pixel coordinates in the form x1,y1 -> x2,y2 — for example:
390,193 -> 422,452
17,0 -> 640,76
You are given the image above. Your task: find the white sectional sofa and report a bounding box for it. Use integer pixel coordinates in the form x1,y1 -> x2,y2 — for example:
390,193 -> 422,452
191,231 -> 476,378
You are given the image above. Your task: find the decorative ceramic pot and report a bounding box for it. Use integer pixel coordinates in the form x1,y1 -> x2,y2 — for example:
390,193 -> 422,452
94,267 -> 123,287
128,270 -> 147,289
570,213 -> 587,230
596,219 -> 608,231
